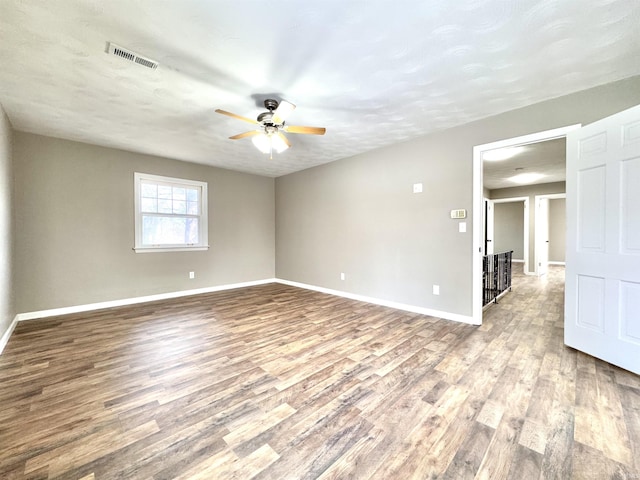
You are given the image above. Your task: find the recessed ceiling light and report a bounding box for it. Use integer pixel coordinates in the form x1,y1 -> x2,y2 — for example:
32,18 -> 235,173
483,146 -> 525,161
509,173 -> 545,184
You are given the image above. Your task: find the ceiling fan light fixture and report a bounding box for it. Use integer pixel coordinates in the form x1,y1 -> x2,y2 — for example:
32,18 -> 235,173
271,133 -> 289,153
251,131 -> 290,155
509,172 -> 545,184
251,133 -> 272,154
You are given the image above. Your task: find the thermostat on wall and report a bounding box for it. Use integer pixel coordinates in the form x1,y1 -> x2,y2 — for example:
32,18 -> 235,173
450,209 -> 466,219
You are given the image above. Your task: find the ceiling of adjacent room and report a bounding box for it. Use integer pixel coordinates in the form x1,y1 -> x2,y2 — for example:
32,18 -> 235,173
0,1 -> 639,177
483,138 -> 567,190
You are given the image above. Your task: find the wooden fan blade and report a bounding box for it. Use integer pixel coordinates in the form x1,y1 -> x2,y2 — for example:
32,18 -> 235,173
215,109 -> 258,124
229,130 -> 260,140
272,100 -> 296,124
284,125 -> 326,135
276,132 -> 291,148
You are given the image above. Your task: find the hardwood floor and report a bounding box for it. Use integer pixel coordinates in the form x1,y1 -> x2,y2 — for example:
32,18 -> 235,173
1,267 -> 639,479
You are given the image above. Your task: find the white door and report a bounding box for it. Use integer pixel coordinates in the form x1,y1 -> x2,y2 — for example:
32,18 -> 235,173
565,104 -> 640,375
536,197 -> 549,276
485,199 -> 494,255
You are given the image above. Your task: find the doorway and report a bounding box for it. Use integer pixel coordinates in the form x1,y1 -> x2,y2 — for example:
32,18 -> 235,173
535,193 -> 566,276
472,124 -> 580,324
489,197 -> 529,274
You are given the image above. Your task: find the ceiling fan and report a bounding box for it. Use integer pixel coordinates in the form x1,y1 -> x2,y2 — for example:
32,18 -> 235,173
215,99 -> 326,159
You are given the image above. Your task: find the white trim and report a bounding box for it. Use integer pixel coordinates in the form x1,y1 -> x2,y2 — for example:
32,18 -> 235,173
275,278 -> 477,325
472,124 -> 581,325
548,261 -> 566,266
133,246 -> 210,253
0,315 -> 18,354
16,279 -> 276,321
134,172 -> 209,252
512,259 -> 525,263
6,278 -> 478,353
534,193 -> 566,276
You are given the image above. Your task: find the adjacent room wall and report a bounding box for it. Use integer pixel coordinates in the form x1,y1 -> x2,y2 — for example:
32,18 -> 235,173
13,133 -> 275,313
493,202 -> 525,260
549,198 -> 566,263
276,76 -> 640,320
0,103 -> 15,344
490,182 -> 565,274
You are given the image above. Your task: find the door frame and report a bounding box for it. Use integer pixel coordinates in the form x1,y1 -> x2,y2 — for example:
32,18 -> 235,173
484,197 -> 494,255
491,197 -> 529,273
472,124 -> 581,324
534,193 -> 566,276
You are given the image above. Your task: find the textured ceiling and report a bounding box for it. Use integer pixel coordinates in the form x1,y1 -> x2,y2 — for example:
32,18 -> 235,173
0,1 -> 639,178
483,138 -> 566,190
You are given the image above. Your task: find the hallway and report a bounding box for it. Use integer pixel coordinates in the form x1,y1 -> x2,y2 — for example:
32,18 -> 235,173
482,265 -> 639,478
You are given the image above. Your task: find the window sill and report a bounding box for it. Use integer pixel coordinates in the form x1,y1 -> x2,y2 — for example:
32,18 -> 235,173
133,246 -> 210,254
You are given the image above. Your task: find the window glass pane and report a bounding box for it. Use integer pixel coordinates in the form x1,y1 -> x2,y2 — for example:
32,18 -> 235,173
158,185 -> 172,199
186,188 -> 198,202
158,199 -> 172,213
173,187 -> 186,201
141,183 -> 157,198
142,216 -> 199,245
186,218 -> 199,244
141,198 -> 157,213
187,201 -> 199,215
173,200 -> 186,214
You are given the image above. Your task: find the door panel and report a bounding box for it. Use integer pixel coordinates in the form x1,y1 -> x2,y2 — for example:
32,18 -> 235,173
565,104 -> 640,375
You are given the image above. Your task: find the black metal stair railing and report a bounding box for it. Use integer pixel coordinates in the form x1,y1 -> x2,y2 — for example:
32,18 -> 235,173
483,250 -> 513,306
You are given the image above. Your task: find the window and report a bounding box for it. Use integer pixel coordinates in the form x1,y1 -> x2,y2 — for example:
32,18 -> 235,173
134,173 -> 208,253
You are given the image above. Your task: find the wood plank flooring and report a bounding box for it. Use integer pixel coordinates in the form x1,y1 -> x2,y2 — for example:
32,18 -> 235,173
1,266 -> 639,479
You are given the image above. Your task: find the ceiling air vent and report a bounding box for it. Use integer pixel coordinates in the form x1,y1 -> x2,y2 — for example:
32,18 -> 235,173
107,42 -> 158,70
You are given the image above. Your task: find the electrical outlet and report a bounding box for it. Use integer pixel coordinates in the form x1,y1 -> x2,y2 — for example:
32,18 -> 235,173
413,183 -> 423,193
189,271 -> 195,279
433,285 -> 440,295
340,272 -> 345,281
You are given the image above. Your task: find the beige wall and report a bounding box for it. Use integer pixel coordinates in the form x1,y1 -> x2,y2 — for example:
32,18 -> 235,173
493,202 -> 525,260
13,133 -> 275,313
276,76 -> 640,319
490,182 -> 565,274
549,198 -> 566,263
0,103 -> 15,341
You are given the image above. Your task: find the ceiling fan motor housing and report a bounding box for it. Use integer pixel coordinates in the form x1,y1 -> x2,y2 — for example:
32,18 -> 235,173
263,99 -> 279,111
257,111 -> 275,124
257,99 -> 282,125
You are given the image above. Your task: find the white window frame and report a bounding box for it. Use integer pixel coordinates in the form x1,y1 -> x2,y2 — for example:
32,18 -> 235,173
134,172 -> 209,253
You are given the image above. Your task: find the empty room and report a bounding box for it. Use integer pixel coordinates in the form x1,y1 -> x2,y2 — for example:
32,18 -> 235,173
1,1 -> 639,479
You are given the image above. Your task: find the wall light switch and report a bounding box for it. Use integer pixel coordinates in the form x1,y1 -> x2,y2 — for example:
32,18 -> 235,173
433,285 -> 440,295
413,183 -> 423,194
189,271 -> 195,279
340,272 -> 345,280
458,222 -> 467,233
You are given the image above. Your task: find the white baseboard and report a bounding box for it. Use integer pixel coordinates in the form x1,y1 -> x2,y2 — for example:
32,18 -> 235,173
548,261 -> 566,266
512,259 -> 525,263
16,278 -> 277,322
0,315 -> 18,355
275,278 -> 477,325
5,276 -> 477,355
